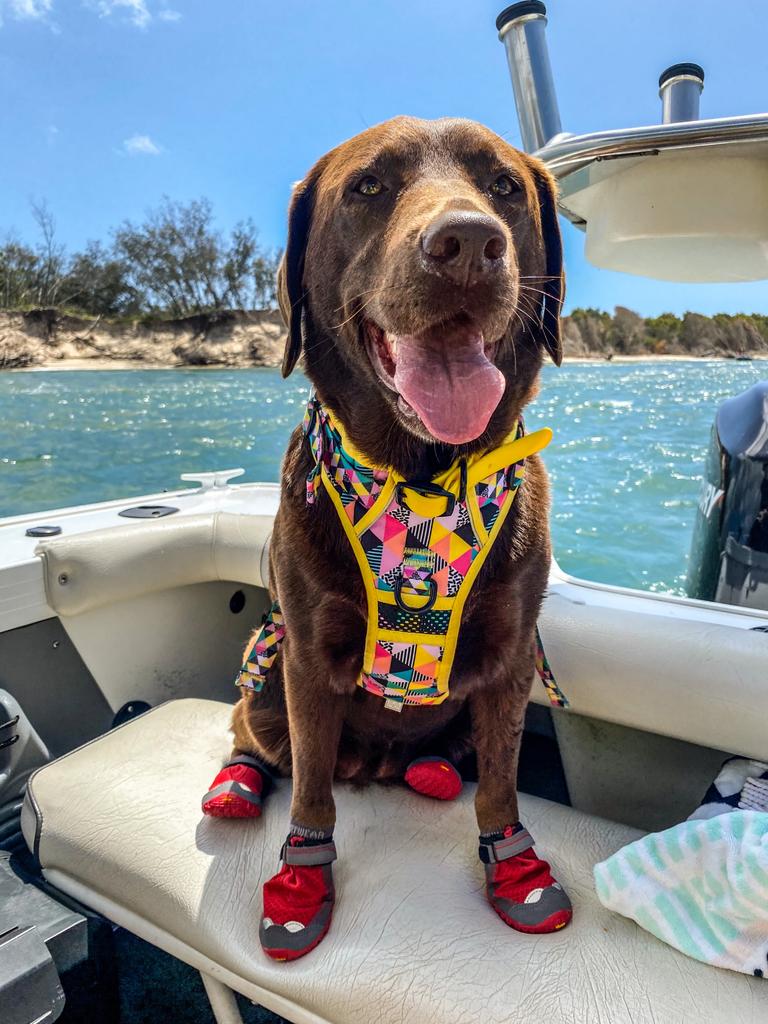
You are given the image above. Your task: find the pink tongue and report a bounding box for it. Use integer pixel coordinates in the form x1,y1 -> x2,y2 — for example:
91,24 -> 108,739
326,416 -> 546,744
392,323 -> 505,444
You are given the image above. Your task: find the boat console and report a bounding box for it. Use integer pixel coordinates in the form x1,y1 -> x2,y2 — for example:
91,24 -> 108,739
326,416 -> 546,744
497,2 -> 768,282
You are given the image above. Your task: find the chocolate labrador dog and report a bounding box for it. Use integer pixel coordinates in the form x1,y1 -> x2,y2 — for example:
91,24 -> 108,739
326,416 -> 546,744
203,116 -> 571,960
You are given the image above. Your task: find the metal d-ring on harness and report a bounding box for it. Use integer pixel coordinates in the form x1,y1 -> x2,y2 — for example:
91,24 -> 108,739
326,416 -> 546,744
393,575 -> 439,613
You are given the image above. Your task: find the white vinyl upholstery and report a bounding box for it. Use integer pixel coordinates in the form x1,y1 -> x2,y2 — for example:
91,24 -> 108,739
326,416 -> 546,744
22,699 -> 768,1024
537,580 -> 768,762
35,512 -> 272,617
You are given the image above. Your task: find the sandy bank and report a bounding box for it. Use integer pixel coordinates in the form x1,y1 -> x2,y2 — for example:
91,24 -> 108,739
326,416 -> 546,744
3,307 -> 767,371
0,308 -> 285,370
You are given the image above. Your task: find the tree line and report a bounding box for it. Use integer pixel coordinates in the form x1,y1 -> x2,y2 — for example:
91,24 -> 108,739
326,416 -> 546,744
4,201 -> 765,355
566,306 -> 768,357
0,197 -> 280,320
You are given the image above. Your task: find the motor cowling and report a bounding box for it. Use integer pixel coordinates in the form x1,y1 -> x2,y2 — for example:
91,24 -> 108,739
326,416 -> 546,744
687,381 -> 768,609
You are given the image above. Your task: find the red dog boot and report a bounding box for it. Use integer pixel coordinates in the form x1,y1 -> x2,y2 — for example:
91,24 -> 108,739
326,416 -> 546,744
480,824 -> 572,934
404,756 -> 463,801
259,834 -> 337,962
201,754 -> 273,819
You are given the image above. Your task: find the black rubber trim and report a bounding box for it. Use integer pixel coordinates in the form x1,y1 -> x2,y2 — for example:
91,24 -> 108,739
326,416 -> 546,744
25,525 -> 62,537
496,1 -> 546,31
24,769 -> 45,866
659,62 -> 704,88
118,505 -> 179,519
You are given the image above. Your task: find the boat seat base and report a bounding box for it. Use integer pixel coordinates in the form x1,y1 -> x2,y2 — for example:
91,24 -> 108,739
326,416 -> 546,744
21,699 -> 768,1024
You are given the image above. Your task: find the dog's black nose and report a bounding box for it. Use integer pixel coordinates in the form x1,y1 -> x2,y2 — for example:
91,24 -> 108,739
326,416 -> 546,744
421,211 -> 507,286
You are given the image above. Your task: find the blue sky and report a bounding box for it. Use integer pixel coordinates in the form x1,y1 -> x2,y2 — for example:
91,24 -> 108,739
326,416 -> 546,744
1,0 -> 766,316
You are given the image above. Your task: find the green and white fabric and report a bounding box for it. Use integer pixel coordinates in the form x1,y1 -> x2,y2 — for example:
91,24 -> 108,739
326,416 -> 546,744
594,811 -> 768,979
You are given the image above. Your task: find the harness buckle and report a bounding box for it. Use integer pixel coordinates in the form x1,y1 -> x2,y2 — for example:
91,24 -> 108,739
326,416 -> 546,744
395,480 -> 456,517
505,463 -> 524,490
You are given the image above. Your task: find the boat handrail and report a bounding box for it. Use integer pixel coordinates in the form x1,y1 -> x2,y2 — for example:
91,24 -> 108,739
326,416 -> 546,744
536,112 -> 768,177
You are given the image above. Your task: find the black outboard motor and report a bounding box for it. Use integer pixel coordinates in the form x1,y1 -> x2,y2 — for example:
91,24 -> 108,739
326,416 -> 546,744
688,381 -> 768,609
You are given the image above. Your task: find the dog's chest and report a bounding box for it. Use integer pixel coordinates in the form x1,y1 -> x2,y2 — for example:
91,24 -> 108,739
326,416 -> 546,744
305,485 -> 526,697
268,398 -> 546,712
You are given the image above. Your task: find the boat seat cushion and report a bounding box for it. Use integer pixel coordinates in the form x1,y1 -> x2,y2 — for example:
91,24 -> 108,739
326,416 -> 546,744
22,699 -> 768,1024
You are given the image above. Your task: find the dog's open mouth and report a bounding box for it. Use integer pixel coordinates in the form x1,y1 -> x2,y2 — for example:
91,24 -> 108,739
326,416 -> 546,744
364,315 -> 505,445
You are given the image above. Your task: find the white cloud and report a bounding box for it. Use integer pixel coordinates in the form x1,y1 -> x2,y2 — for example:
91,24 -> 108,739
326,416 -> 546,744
0,0 -> 53,24
1,0 -> 181,29
122,133 -> 163,156
87,0 -> 151,29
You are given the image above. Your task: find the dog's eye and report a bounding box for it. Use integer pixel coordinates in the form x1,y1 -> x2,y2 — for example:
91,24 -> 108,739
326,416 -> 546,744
490,175 -> 519,197
354,175 -> 385,197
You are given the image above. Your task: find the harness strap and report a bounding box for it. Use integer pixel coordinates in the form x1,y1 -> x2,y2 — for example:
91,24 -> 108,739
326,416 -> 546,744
237,602 -> 285,691
225,754 -> 279,783
236,601 -> 570,708
479,827 -> 535,864
535,628 -> 570,709
280,839 -> 338,867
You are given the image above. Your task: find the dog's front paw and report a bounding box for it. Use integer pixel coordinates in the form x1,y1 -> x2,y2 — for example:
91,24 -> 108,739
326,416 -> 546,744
481,824 -> 572,934
260,835 -> 337,961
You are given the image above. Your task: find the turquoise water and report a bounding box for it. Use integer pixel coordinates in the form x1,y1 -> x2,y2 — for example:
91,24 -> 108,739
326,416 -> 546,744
2,361 -> 766,593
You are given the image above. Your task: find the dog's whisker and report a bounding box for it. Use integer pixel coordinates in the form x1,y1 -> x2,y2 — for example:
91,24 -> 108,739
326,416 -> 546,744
330,297 -> 377,332
328,283 -> 399,316
306,333 -> 346,367
511,303 -> 549,360
519,285 -> 554,301
516,297 -> 547,336
517,299 -> 561,354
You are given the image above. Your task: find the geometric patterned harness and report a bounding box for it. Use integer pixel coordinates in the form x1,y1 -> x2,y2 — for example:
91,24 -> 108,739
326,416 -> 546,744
237,393 -> 569,712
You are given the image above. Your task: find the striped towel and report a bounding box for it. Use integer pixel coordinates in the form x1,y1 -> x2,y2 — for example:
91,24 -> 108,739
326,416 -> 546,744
594,811 -> 768,979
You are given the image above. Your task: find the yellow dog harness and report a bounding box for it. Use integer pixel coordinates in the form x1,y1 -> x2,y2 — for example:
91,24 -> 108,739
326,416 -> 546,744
238,394 -> 568,712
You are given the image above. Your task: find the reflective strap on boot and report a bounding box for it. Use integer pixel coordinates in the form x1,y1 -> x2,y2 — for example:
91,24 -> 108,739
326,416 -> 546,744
478,827 -> 535,864
280,839 -> 337,867
226,753 -> 278,782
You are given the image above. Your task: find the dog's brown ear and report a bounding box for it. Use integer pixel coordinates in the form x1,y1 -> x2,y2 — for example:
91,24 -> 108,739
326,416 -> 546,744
533,167 -> 565,367
277,175 -> 318,378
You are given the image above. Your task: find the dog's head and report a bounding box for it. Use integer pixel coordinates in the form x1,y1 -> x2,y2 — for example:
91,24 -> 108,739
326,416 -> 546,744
278,116 -> 563,460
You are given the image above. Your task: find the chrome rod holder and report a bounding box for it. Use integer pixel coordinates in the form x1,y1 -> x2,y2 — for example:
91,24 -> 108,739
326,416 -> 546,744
659,62 -> 705,124
496,2 -> 562,153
